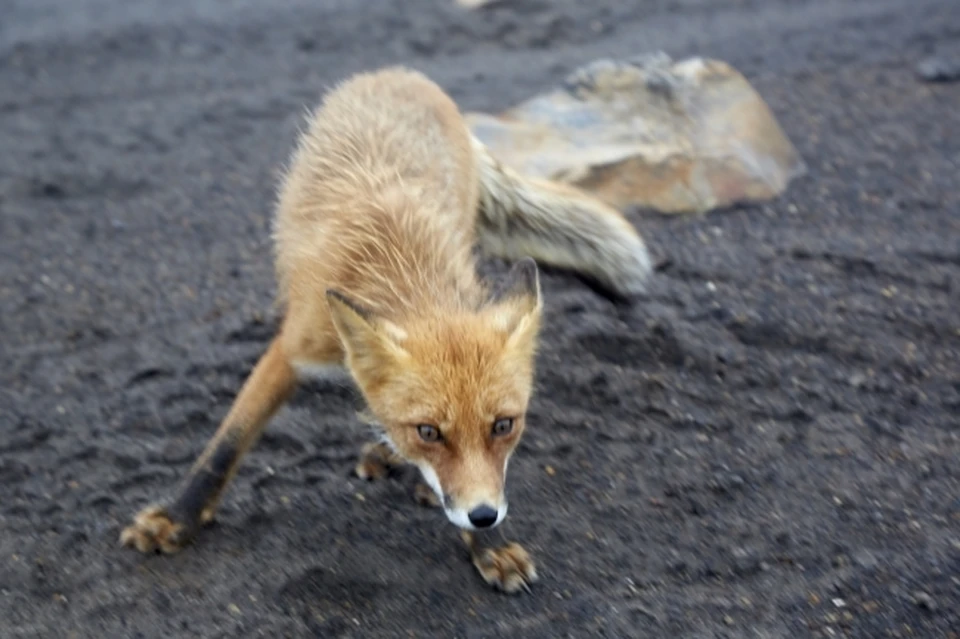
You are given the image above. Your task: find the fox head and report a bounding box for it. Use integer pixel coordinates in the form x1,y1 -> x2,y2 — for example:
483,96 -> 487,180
326,258 -> 542,531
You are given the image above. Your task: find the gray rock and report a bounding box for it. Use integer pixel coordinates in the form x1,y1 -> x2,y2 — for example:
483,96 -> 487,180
467,53 -> 805,215
917,56 -> 960,83
912,590 -> 938,612
853,549 -> 880,570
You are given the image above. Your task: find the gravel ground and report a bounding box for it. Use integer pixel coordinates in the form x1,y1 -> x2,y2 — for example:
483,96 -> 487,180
1,0 -> 959,637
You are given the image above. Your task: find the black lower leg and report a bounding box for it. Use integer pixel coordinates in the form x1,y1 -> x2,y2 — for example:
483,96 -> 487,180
166,438 -> 240,530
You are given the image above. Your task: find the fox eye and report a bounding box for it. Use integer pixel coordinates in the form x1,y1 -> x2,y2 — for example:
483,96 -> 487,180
492,417 -> 514,437
417,424 -> 441,442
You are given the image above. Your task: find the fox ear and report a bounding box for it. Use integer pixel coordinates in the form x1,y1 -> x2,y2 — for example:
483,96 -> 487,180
326,290 -> 409,377
489,257 -> 541,308
487,258 -> 543,339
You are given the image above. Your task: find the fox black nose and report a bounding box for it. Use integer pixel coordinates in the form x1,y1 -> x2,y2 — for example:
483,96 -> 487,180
468,505 -> 498,528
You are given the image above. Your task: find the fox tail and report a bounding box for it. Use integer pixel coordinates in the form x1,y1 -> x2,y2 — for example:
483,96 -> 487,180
472,137 -> 654,298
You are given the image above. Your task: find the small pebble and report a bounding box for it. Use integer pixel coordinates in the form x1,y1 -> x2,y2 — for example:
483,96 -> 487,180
916,56 -> 960,83
853,549 -> 879,570
912,591 -> 937,612
731,547 -> 762,576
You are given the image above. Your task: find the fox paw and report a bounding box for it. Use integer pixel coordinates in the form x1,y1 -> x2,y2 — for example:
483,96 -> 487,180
354,441 -> 402,480
463,532 -> 538,594
120,505 -> 192,554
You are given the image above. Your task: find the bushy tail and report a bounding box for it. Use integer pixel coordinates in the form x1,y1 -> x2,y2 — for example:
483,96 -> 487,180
472,137 -> 653,298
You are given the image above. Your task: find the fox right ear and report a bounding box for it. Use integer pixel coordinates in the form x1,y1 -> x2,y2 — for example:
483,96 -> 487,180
486,258 -> 543,340
488,257 -> 541,310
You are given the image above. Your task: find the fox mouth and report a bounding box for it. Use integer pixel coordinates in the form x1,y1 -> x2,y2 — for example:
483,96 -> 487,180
415,463 -> 508,531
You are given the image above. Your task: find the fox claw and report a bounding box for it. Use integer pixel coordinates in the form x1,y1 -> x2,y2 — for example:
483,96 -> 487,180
354,441 -> 401,480
354,457 -> 390,481
414,482 -> 442,508
120,504 -> 193,554
474,542 -> 538,594
462,532 -> 538,594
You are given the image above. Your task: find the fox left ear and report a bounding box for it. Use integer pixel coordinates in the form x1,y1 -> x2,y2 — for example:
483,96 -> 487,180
487,257 -> 543,340
326,290 -> 409,379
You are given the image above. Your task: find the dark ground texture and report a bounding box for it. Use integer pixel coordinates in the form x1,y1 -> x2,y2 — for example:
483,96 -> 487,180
2,0 -> 959,637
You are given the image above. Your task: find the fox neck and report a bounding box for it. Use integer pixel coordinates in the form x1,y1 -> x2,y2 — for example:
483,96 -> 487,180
358,184 -> 486,319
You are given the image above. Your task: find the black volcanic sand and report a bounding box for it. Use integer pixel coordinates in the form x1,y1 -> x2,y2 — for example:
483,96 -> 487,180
1,0 -> 959,637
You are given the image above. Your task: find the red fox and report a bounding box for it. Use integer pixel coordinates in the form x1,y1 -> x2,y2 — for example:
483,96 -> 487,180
120,66 -> 653,593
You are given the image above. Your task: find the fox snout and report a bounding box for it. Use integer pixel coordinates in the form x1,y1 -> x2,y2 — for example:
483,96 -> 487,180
444,499 -> 508,531
417,462 -> 509,531
442,497 -> 508,531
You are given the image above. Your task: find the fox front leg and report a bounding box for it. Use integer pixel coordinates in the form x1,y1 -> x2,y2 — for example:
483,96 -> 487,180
120,440 -> 240,554
461,530 -> 539,594
120,338 -> 296,553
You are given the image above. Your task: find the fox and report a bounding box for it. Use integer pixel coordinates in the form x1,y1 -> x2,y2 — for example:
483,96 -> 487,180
120,66 -> 654,593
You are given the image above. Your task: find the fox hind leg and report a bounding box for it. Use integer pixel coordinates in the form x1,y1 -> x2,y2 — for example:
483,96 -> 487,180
413,482 -> 442,508
354,441 -> 404,480
354,441 -> 441,508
